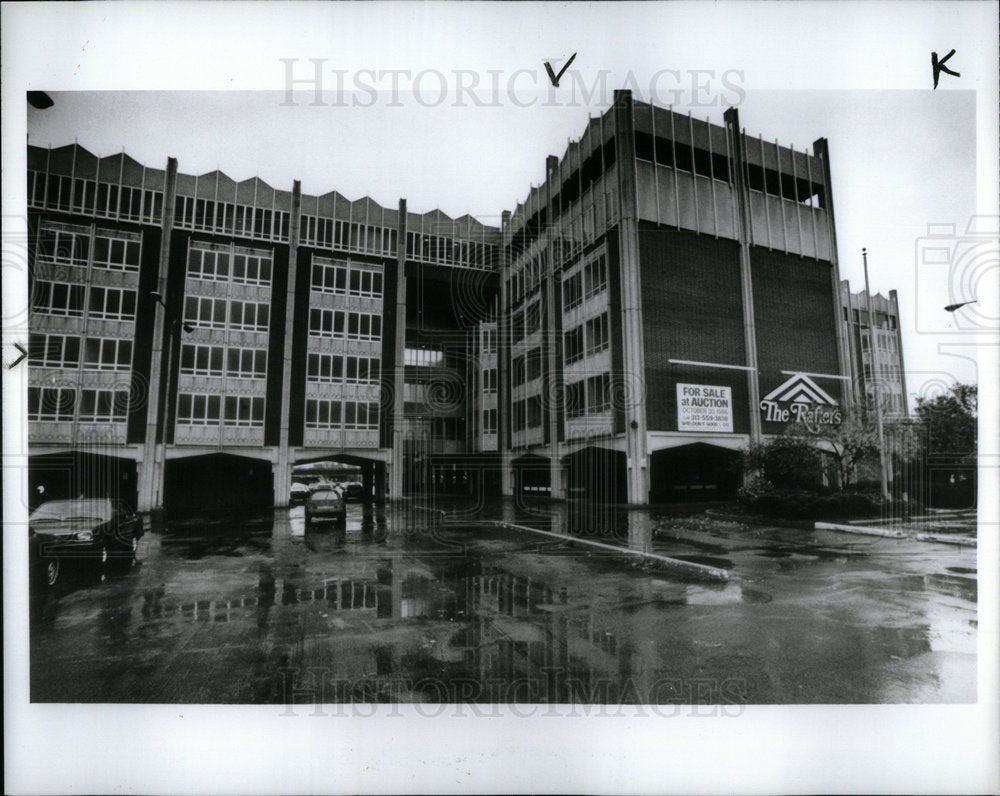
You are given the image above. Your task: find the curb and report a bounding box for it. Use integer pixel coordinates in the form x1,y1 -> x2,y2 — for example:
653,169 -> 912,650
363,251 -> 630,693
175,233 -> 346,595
704,509 -> 814,530
493,521 -> 729,582
914,533 -> 977,547
814,522 -> 907,539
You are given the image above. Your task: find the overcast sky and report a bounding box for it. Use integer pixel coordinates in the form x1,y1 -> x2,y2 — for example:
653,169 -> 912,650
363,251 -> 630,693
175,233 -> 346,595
12,2 -> 1000,407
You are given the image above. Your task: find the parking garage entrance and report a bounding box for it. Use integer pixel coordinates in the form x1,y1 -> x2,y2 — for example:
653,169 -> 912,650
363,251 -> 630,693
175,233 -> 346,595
29,451 -> 138,512
649,443 -> 740,502
164,453 -> 273,519
564,446 -> 626,504
512,453 -> 551,498
293,454 -> 385,504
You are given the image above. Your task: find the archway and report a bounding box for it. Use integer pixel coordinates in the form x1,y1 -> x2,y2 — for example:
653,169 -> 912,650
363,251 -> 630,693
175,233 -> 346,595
649,443 -> 740,502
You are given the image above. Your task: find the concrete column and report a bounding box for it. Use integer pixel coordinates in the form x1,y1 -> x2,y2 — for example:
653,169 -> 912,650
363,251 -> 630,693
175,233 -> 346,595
543,155 -> 565,499
390,199 -> 408,500
362,464 -> 374,503
274,180 -> 302,508
374,460 -> 386,504
724,107 -> 763,442
499,209 -> 514,496
137,156 -> 178,513
813,137 -> 854,407
613,90 -> 650,505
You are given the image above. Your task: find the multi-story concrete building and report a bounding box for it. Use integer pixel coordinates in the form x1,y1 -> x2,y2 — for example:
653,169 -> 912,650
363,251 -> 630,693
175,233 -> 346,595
839,282 -> 909,418
28,89 -> 853,510
483,90 -> 850,504
27,145 -> 499,513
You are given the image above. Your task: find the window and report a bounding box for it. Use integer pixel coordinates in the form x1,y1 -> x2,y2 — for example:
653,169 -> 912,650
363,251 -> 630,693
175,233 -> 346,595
584,253 -> 607,298
180,344 -> 225,376
312,260 -> 348,294
585,312 -> 610,355
309,308 -> 345,338
78,389 -> 128,422
483,368 -> 497,394
852,309 -> 860,325
482,328 -> 496,354
565,381 -> 585,418
564,326 -> 584,365
527,395 -> 542,428
38,227 -> 89,266
231,252 -> 272,287
72,178 -> 97,215
187,248 -> 230,282
45,175 -> 73,212
586,373 -> 611,413
83,337 -> 133,371
88,286 -> 137,321
483,408 -> 498,434
511,311 -> 524,344
346,312 -> 381,341
223,395 -> 265,427
306,398 -> 342,429
226,347 -> 267,379
92,235 -> 141,272
184,296 -> 227,329
348,267 -> 383,298
307,353 -> 344,383
176,393 -> 222,425
343,401 -> 379,429
562,271 -> 583,310
345,356 -> 380,384
29,333 -> 80,368
512,399 -> 526,432
512,355 -> 526,387
229,300 -> 269,332
28,386 -> 76,421
525,301 -> 541,335
31,281 -> 85,317
404,347 -> 444,367
861,332 -> 870,351
526,348 -> 542,382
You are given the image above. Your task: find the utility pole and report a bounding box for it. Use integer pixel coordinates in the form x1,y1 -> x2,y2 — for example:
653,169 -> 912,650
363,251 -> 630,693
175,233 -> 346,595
862,248 -> 890,502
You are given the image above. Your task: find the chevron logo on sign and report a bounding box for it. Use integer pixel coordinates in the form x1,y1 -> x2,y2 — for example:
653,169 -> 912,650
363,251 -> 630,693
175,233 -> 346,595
760,373 -> 842,426
761,374 -> 837,405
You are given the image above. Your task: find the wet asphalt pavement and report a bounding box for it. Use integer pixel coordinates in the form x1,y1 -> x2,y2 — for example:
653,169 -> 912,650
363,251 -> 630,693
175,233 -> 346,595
29,500 -> 977,705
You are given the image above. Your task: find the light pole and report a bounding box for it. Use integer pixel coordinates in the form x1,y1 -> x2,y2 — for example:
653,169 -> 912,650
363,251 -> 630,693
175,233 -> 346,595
150,291 -> 192,508
862,249 -> 890,502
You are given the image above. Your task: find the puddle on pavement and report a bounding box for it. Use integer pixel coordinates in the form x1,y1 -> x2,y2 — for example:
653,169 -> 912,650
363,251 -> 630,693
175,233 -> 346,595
946,566 -> 976,575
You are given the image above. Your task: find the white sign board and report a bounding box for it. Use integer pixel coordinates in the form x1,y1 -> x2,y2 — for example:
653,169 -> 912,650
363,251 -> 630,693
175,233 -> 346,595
676,383 -> 733,432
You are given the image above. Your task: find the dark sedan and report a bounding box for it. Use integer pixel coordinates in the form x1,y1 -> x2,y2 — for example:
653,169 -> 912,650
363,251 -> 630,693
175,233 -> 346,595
29,498 -> 143,587
304,489 -> 346,529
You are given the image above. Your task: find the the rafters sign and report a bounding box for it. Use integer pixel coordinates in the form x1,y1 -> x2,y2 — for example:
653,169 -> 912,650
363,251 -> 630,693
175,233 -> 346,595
760,373 -> 842,425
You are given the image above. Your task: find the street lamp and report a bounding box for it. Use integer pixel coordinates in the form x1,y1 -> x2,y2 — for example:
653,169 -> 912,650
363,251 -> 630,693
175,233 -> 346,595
862,249 -> 891,503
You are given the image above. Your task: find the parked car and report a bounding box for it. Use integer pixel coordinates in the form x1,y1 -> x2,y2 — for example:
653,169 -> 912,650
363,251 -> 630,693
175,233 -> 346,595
343,481 -> 365,501
305,488 -> 346,528
290,482 -> 311,505
29,498 -> 143,587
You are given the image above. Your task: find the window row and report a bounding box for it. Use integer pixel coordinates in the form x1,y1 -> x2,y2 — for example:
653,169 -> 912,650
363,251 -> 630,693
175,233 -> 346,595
179,344 -> 268,378
32,281 -> 137,321
36,227 -> 141,272
187,247 -> 272,286
183,297 -> 270,331
406,231 -> 497,269
28,387 -> 129,422
28,333 -> 132,371
565,373 -> 612,418
175,393 -> 266,427
28,172 -> 163,224
311,260 -> 383,297
305,399 -> 380,430
481,327 -> 497,355
512,395 -> 543,432
300,216 -> 398,257
482,367 -> 497,394
510,300 -> 541,345
307,353 -> 381,384
174,196 -> 290,242
564,312 -> 610,364
308,309 -> 382,341
482,407 -> 498,435
511,347 -> 543,388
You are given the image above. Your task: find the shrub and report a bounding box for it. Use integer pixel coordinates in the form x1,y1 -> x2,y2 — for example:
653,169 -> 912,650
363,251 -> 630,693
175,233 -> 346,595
741,437 -> 825,492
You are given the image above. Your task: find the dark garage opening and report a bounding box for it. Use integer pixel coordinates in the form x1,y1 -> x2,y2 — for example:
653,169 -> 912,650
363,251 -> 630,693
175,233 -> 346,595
29,451 -> 138,512
564,446 -> 627,504
512,453 -> 551,499
649,443 -> 740,502
164,453 -> 273,519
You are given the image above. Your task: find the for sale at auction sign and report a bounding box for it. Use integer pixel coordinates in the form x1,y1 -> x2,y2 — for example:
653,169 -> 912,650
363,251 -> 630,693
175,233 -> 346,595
676,383 -> 733,432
